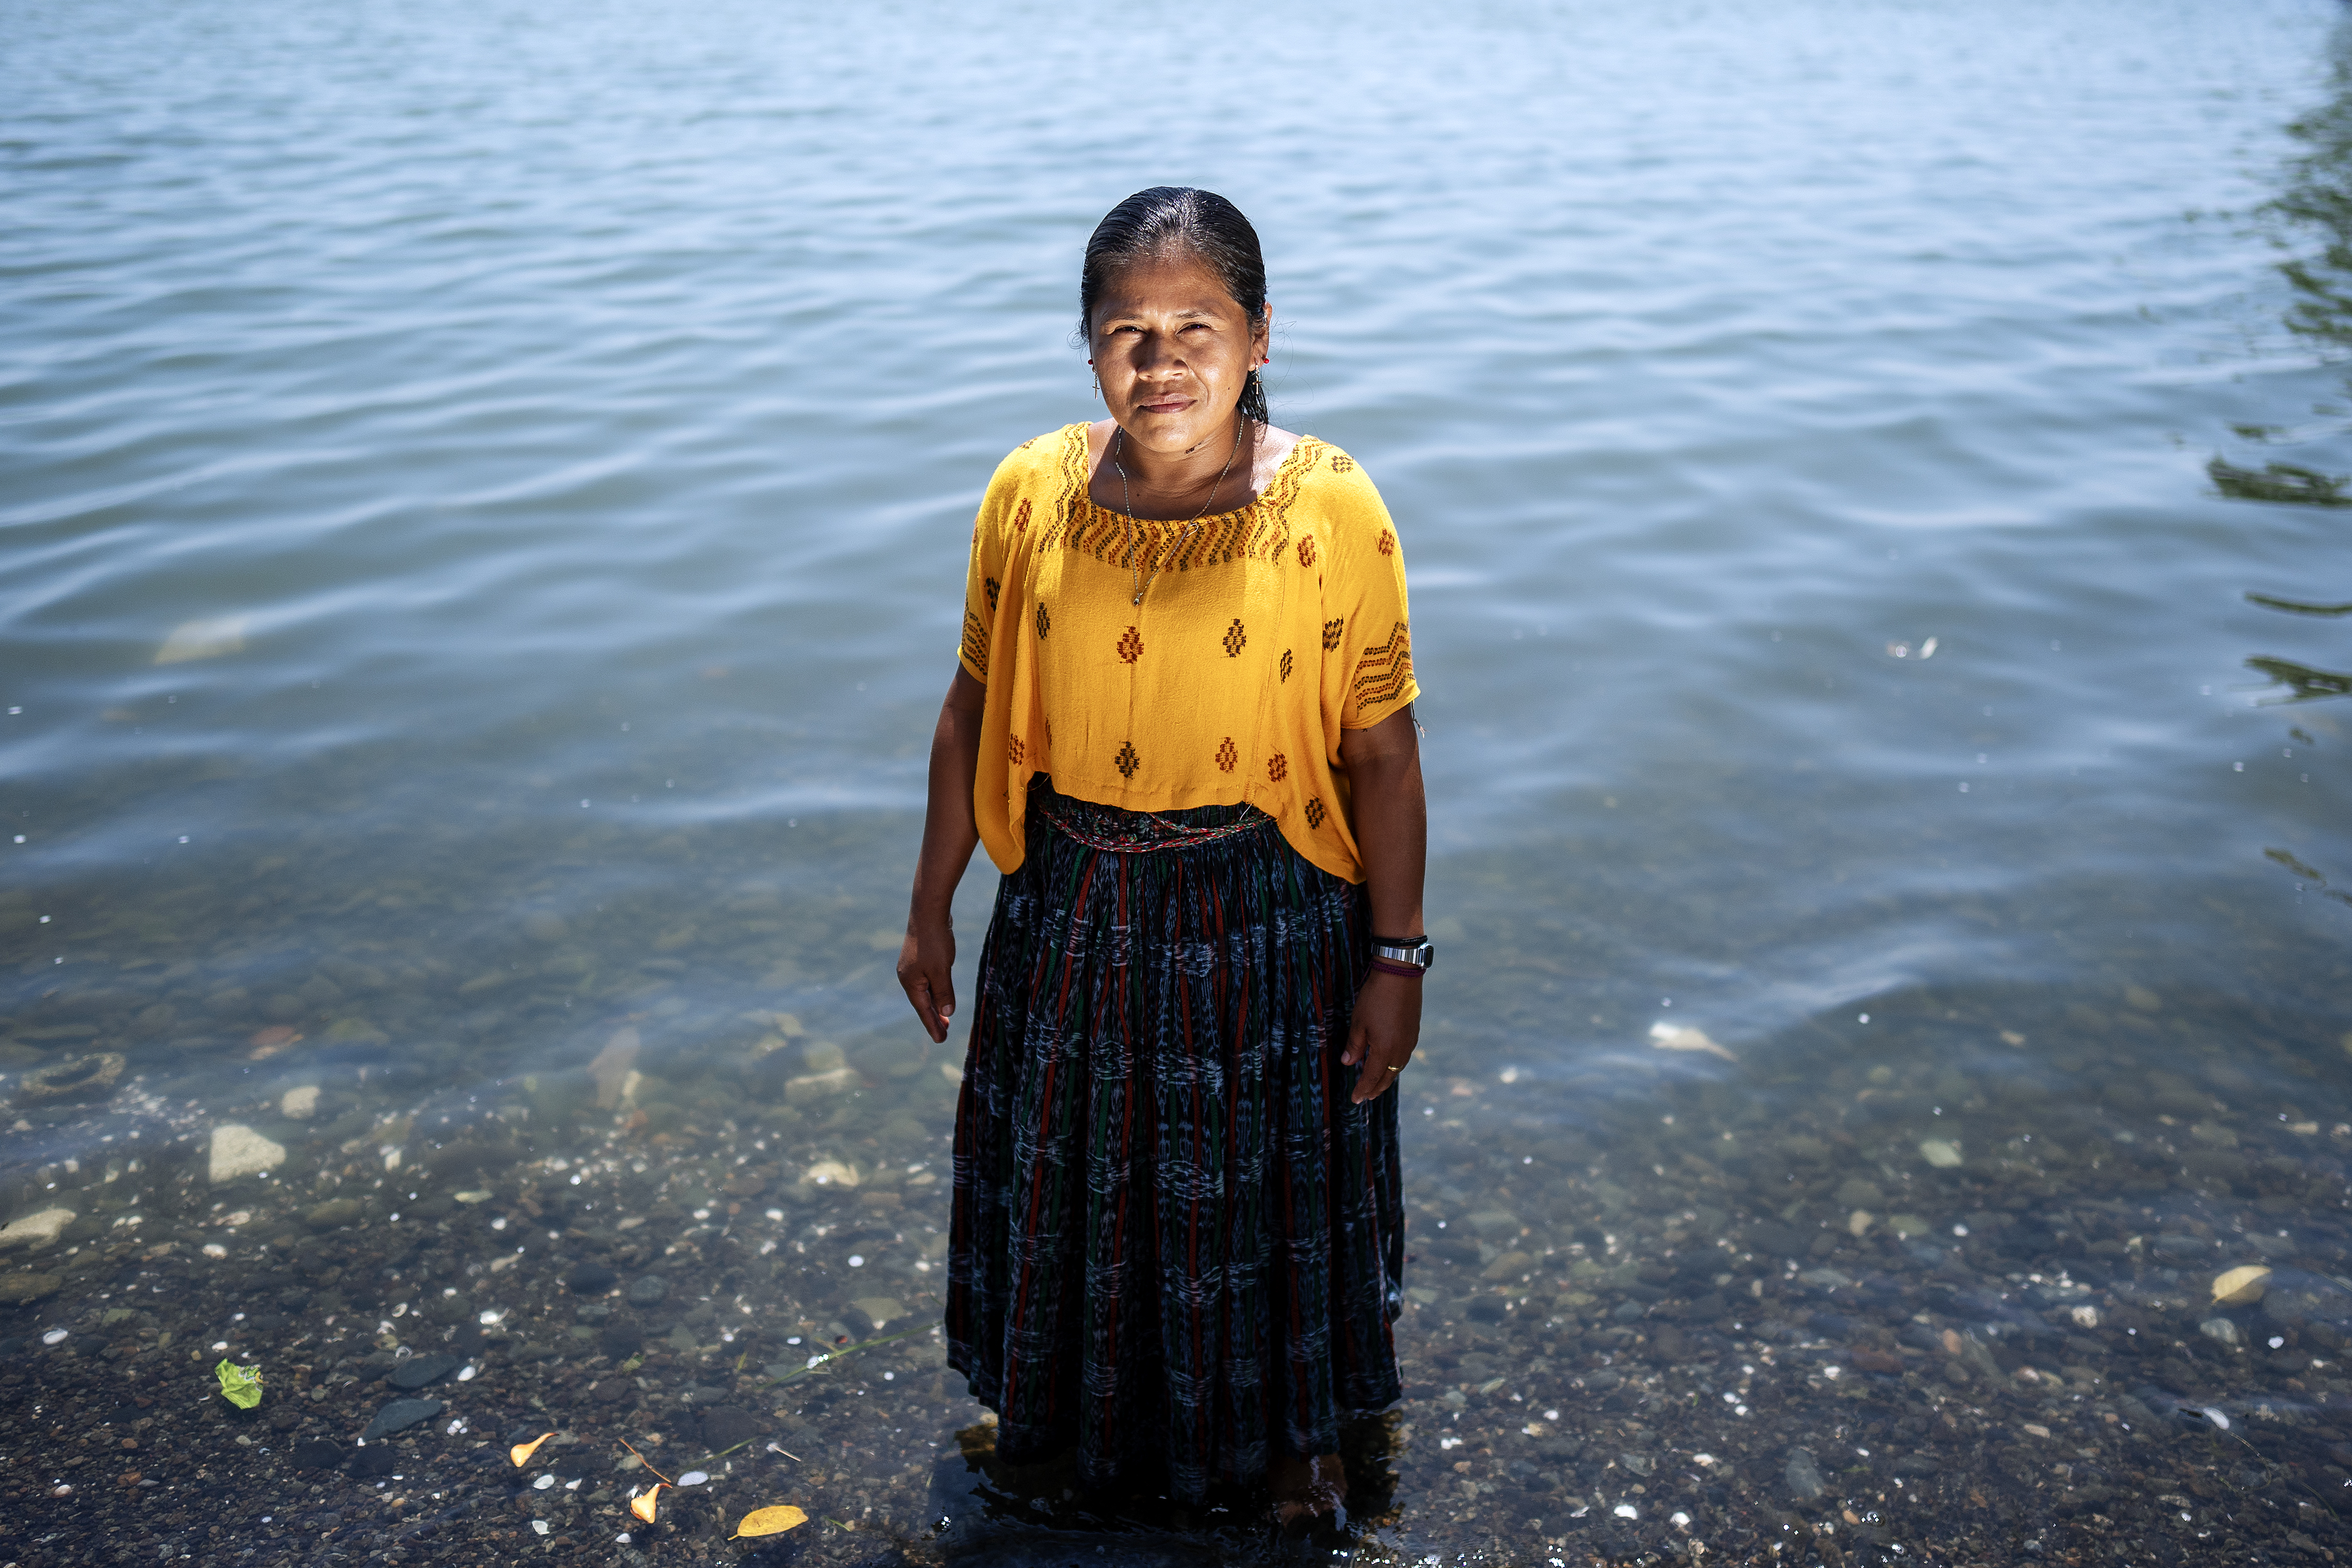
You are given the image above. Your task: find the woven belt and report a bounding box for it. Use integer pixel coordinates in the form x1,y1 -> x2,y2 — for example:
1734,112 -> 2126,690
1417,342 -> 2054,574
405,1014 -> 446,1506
1035,791 -> 1275,855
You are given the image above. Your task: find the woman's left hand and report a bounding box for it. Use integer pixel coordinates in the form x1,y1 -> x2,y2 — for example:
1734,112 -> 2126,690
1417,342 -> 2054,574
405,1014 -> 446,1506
1342,968 -> 1421,1104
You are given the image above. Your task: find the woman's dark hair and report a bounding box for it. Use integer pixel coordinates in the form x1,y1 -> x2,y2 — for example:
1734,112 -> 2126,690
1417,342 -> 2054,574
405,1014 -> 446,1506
1081,186 -> 1269,427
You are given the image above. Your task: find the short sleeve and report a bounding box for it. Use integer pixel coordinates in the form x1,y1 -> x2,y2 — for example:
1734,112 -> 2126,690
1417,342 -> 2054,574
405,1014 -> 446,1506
958,461 -> 1025,682
1332,470 -> 1418,729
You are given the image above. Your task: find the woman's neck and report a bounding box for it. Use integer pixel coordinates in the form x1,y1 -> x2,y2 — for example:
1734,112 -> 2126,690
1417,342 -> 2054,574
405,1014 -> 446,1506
1093,416 -> 1254,520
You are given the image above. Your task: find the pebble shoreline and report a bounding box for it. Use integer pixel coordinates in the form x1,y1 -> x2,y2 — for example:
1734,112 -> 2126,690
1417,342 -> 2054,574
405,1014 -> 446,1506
7,976 -> 2352,1566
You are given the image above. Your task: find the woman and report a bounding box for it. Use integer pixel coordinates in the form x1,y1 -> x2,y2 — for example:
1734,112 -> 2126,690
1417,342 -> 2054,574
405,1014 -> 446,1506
896,187 -> 1429,1525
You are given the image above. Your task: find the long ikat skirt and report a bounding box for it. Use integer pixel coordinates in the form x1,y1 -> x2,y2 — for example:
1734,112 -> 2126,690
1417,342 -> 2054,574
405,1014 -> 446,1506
946,781 -> 1405,1502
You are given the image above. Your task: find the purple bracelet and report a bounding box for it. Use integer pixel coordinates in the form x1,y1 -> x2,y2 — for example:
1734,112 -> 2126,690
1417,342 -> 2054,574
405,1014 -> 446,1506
1368,958 -> 1426,980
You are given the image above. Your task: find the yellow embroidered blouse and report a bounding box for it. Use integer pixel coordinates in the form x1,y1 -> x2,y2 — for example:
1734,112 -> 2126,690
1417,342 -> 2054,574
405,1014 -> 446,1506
957,423 -> 1418,883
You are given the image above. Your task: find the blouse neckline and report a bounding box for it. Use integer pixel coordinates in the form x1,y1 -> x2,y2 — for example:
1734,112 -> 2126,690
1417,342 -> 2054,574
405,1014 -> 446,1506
1080,425 -> 1312,527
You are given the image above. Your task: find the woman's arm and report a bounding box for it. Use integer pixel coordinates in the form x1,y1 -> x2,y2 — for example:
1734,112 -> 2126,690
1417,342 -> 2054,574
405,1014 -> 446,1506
1337,704 -> 1426,1103
897,665 -> 987,1043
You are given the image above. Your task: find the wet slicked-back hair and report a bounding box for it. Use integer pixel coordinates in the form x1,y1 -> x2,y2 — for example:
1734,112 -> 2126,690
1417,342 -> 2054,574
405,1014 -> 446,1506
1080,186 -> 1270,426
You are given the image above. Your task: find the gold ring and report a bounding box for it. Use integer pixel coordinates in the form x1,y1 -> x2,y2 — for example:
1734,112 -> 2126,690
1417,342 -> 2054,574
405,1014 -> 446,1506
1385,1064 -> 1402,1073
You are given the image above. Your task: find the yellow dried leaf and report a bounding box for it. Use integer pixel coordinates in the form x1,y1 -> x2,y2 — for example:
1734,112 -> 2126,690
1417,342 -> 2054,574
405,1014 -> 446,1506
731,1505 -> 809,1538
509,1431 -> 556,1468
630,1484 -> 665,1522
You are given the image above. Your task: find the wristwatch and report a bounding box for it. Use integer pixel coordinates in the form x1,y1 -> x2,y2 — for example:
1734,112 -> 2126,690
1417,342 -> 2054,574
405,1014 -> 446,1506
1371,935 -> 1436,972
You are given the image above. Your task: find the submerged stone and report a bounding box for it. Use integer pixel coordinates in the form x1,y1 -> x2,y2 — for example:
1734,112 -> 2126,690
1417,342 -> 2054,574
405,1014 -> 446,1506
387,1354 -> 462,1390
0,1208 -> 74,1252
209,1123 -> 286,1183
361,1398 -> 443,1439
0,1273 -> 61,1304
2212,1265 -> 2272,1306
14,1052 -> 125,1107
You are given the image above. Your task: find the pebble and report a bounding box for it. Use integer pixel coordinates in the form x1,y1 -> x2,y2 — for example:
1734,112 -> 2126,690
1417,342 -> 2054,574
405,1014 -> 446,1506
208,1123 -> 286,1183
566,1262 -> 618,1294
625,1275 -> 668,1307
1918,1138 -> 1963,1168
361,1398 -> 444,1440
697,1407 -> 759,1450
290,1438 -> 342,1469
1784,1447 -> 1827,1500
801,1158 -> 860,1189
783,1065 -> 859,1105
847,1296 -> 904,1331
2212,1264 -> 2272,1305
280,1084 -> 321,1119
305,1198 -> 364,1230
386,1354 -> 462,1390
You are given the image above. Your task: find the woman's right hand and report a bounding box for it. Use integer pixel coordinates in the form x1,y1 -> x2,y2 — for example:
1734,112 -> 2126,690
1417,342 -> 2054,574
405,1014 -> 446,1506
898,918 -> 957,1044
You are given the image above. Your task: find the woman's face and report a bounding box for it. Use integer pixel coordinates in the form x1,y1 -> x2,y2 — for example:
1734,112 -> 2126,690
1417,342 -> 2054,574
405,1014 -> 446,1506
1089,249 -> 1270,457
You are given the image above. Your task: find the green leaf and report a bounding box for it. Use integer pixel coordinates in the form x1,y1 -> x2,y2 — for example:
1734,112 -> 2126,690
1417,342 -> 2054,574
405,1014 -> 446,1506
215,1358 -> 263,1410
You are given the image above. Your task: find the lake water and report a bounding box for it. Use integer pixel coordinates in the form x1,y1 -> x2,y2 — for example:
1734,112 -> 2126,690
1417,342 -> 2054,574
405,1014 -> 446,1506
7,0 -> 2352,1563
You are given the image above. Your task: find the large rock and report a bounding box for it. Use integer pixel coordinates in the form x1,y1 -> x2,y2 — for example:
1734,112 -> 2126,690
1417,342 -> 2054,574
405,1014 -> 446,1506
0,1208 -> 74,1252
210,1124 -> 286,1183
0,1272 -> 62,1304
306,1198 -> 364,1231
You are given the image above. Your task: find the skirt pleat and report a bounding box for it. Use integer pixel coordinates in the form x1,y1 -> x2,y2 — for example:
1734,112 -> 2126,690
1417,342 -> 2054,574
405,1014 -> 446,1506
946,782 -> 1404,1502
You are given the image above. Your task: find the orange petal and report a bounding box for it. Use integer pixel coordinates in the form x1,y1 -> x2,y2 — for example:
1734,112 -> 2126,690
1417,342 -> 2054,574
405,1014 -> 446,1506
509,1431 -> 556,1468
630,1485 -> 664,1522
730,1505 -> 808,1538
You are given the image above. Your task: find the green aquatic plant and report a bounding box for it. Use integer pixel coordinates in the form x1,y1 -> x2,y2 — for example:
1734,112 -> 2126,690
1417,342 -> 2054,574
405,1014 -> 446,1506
2247,592 -> 2352,616
2246,654 -> 2352,703
2207,457 -> 2352,506
214,1358 -> 263,1409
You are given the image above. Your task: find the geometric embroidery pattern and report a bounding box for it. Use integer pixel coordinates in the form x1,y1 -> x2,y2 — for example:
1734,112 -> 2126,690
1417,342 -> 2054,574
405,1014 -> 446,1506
1377,529 -> 1396,556
1008,734 -> 1025,767
1044,429 -> 1327,573
1330,453 -> 1356,474
961,609 -> 989,678
1035,602 -> 1051,640
1297,536 -> 1318,569
1115,741 -> 1140,779
1012,497 -> 1033,533
985,576 -> 1001,611
1222,619 -> 1246,658
1322,618 -> 1345,652
1352,621 -> 1414,713
1117,626 -> 1143,664
1304,796 -> 1325,829
1266,753 -> 1288,784
1279,648 -> 1293,682
1215,737 -> 1238,773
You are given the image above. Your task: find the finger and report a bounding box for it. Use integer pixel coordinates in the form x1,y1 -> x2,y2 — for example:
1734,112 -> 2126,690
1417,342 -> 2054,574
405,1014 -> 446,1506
904,968 -> 950,1045
1351,1039 -> 1397,1105
1341,1015 -> 1369,1067
902,973 -> 939,1043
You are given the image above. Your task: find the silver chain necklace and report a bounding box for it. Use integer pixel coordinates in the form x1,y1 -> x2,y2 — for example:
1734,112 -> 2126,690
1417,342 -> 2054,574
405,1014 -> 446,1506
1112,420 -> 1245,607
